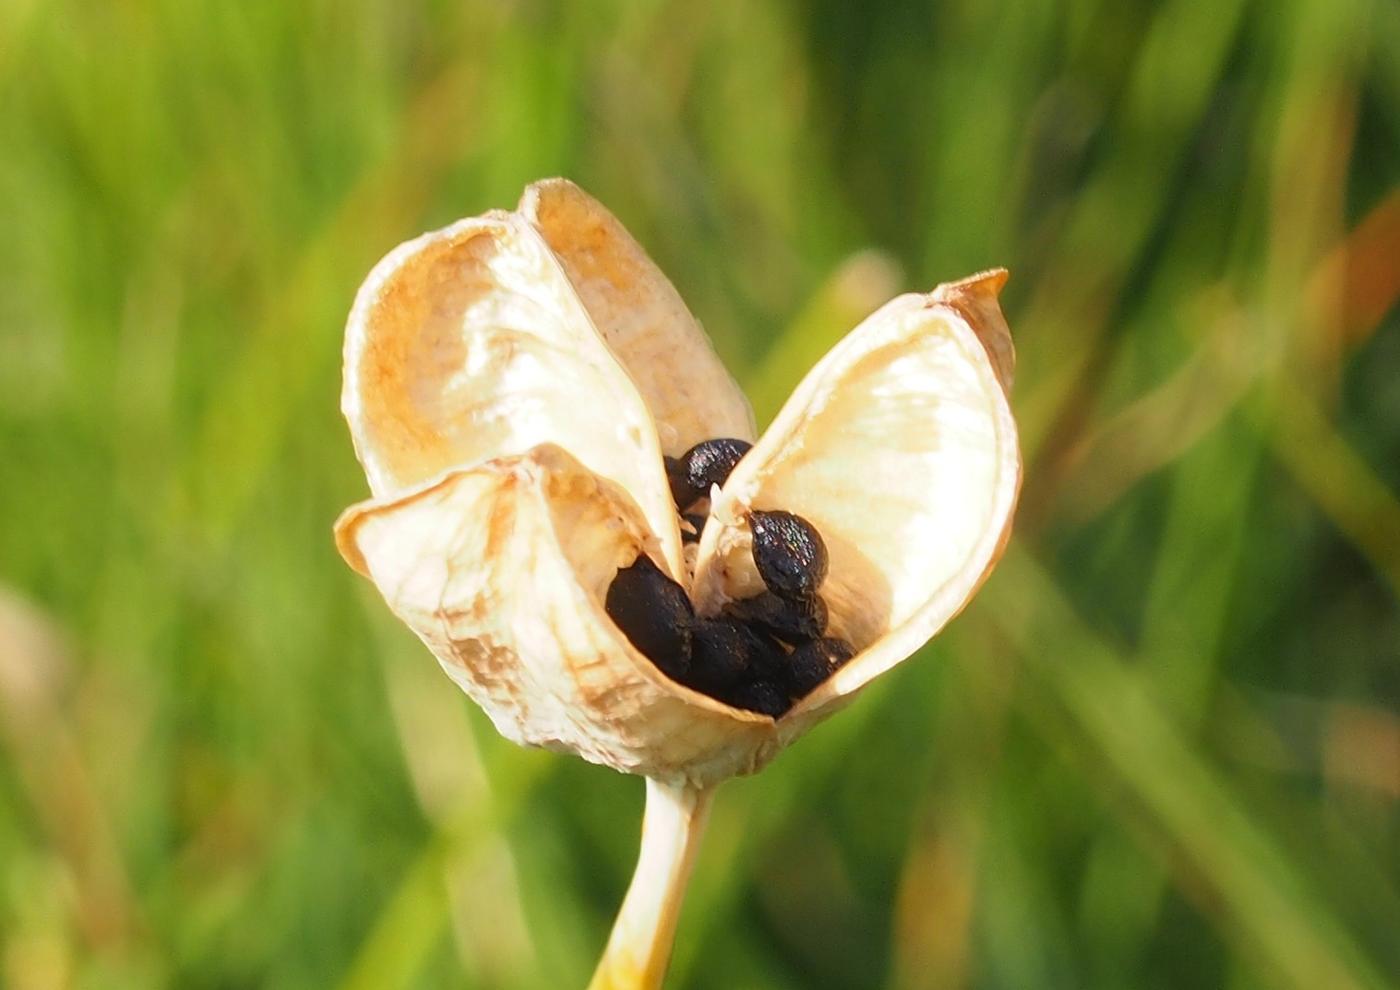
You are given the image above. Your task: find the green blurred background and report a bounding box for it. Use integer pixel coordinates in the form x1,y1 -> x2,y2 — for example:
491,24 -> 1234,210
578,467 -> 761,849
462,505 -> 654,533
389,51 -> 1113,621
2,0 -> 1398,987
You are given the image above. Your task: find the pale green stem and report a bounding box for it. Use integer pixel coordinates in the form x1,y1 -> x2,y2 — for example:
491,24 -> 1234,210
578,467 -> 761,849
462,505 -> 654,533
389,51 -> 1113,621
587,777 -> 715,990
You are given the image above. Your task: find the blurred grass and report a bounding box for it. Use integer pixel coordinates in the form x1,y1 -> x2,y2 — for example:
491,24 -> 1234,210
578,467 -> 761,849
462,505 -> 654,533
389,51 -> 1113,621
1,1 -> 1398,988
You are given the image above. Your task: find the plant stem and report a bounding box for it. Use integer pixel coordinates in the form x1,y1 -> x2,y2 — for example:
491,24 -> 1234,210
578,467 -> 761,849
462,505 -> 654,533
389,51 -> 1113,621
587,777 -> 715,990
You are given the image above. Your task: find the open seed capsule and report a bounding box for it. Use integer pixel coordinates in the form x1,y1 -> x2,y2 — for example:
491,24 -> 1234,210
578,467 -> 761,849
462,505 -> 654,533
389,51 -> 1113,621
748,509 -> 829,601
604,554 -> 695,681
783,636 -> 856,699
666,438 -> 753,510
335,179 -> 1022,788
722,591 -> 827,645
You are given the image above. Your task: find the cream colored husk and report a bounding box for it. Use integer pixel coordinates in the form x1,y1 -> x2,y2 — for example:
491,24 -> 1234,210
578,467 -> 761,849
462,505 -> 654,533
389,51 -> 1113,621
335,178 -> 1020,791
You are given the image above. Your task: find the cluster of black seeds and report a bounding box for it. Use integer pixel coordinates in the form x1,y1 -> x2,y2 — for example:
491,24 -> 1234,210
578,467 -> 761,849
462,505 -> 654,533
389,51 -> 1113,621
604,438 -> 855,718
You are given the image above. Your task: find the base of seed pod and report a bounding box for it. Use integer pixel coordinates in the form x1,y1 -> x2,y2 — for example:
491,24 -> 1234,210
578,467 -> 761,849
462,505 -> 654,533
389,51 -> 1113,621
722,591 -> 827,645
783,637 -> 856,699
605,554 -> 695,680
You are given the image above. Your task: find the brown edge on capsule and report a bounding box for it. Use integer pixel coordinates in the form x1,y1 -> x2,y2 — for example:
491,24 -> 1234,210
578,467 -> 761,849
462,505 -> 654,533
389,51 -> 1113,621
929,267 -> 1015,392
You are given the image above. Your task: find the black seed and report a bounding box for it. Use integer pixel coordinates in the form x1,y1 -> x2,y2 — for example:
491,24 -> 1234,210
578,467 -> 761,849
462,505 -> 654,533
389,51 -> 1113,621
685,617 -> 780,692
715,678 -> 791,718
783,637 -> 855,699
664,456 -> 697,510
685,438 -> 752,494
722,591 -> 827,645
605,554 -> 694,680
749,510 -> 829,601
743,626 -> 789,682
666,438 -> 752,510
680,512 -> 707,545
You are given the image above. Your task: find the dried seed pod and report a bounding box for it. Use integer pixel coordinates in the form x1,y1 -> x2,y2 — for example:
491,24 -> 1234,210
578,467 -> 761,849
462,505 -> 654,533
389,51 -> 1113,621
748,510 -> 829,601
686,617 -> 780,693
722,591 -> 827,645
783,637 -> 856,699
606,554 -> 695,681
714,678 -> 790,719
338,177 -> 1020,786
667,439 -> 752,510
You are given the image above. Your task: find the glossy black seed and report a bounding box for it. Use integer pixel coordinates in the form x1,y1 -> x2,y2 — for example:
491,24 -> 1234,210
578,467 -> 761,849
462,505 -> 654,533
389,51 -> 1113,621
680,512 -> 707,545
783,637 -> 855,699
666,438 -> 753,510
722,591 -> 827,645
605,554 -> 694,680
749,510 -> 829,601
715,678 -> 791,718
685,617 -> 781,692
685,438 -> 752,493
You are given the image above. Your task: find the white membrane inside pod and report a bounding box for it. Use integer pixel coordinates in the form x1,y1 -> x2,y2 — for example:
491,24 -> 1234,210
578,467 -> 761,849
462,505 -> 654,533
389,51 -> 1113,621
341,214 -> 683,578
519,179 -> 757,455
694,293 -> 1018,676
335,445 -> 772,785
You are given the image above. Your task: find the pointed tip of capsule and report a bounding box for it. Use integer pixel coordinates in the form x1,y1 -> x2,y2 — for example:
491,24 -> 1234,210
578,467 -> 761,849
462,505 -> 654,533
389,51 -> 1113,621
931,267 -> 1009,299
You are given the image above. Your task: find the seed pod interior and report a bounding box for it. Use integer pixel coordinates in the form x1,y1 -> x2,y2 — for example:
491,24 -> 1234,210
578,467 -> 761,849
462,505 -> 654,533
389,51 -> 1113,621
692,274 -> 1020,721
340,212 -> 685,581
